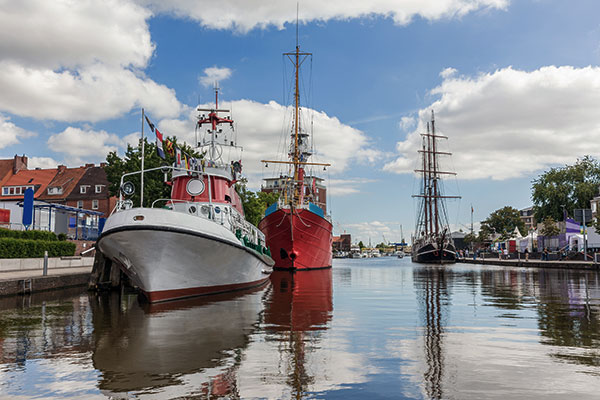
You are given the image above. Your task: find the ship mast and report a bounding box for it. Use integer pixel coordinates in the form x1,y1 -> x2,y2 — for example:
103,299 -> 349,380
261,44 -> 330,207
413,112 -> 461,238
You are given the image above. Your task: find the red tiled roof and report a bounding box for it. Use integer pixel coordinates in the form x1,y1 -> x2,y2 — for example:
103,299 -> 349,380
0,160 -> 13,185
38,167 -> 87,200
0,169 -> 59,200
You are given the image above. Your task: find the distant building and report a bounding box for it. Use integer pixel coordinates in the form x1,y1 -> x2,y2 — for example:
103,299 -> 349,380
591,187 -> 600,221
333,234 -> 351,252
519,206 -> 536,231
451,231 -> 467,250
0,155 -> 115,237
261,175 -> 327,213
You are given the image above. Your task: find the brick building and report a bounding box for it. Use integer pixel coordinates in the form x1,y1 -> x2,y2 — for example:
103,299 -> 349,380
261,175 -> 327,212
332,234 -> 352,252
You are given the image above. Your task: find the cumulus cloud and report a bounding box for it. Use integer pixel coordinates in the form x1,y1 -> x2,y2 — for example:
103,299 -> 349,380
138,0 -> 508,32
0,114 -> 35,148
28,157 -> 60,169
157,99 -> 380,188
384,65 -> 600,180
48,127 -> 123,165
340,220 -> 405,243
328,178 -> 377,196
0,0 -> 182,122
199,67 -> 233,88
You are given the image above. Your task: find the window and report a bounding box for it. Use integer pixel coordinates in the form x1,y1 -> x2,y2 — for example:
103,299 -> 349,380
92,200 -> 99,210
77,200 -> 83,208
95,185 -> 103,193
2,188 -> 7,196
80,186 -> 87,194
9,188 -> 14,195
15,187 -> 21,195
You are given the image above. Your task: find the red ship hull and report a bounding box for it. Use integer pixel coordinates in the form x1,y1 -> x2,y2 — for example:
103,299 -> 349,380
258,208 -> 332,270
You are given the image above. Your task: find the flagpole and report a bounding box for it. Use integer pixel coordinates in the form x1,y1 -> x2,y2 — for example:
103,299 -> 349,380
141,108 -> 145,207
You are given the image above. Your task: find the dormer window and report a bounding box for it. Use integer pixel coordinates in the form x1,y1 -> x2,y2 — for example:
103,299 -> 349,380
80,185 -> 88,194
95,185 -> 103,193
47,187 -> 63,195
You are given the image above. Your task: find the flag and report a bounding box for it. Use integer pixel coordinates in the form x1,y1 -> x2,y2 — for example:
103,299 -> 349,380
155,129 -> 165,159
164,139 -> 174,156
145,115 -> 155,132
175,147 -> 182,168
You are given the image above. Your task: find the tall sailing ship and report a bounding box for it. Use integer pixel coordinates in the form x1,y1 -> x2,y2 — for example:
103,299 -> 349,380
258,43 -> 333,271
97,88 -> 274,302
412,111 -> 460,263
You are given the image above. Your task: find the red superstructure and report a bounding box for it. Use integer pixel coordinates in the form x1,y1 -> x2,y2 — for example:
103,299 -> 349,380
258,43 -> 333,271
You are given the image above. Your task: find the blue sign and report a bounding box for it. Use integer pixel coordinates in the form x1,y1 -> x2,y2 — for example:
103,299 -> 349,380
22,188 -> 34,229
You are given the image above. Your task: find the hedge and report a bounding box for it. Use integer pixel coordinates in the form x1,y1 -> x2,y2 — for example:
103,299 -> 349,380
0,228 -> 57,241
0,238 -> 75,258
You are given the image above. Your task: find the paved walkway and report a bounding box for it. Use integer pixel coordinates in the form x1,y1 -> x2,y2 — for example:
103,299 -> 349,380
0,266 -> 93,281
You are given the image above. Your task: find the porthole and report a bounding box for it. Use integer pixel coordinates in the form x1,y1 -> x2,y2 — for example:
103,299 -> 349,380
186,179 -> 205,196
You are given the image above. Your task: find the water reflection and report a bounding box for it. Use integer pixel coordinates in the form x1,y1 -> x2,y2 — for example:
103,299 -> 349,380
262,269 -> 333,398
413,266 -> 450,400
91,286 -> 267,398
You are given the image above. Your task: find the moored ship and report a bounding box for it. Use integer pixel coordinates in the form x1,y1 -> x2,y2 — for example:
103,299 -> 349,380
411,111 -> 460,263
258,42 -> 333,271
97,88 -> 274,302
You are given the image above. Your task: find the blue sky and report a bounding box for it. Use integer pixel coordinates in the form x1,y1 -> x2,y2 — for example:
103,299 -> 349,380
1,0 -> 600,243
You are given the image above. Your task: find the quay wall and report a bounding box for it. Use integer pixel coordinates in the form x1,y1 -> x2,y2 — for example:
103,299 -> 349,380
0,273 -> 90,297
458,257 -> 599,271
0,256 -> 94,272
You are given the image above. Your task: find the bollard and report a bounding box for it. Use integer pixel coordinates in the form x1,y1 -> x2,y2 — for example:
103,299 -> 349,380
43,250 -> 48,276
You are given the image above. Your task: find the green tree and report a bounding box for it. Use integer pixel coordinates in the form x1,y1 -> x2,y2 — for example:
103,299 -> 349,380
477,223 -> 495,242
358,241 -> 365,250
463,232 -> 477,246
105,137 -> 200,207
532,156 -> 600,222
235,179 -> 279,227
482,206 -> 526,241
540,216 -> 560,250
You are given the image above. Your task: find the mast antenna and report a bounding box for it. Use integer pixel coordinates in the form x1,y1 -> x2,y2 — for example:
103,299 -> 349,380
296,2 -> 299,48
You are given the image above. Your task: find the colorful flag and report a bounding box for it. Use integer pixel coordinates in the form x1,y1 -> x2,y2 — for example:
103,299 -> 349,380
164,139 -> 174,156
145,115 -> 155,132
175,147 -> 182,168
155,129 -> 165,159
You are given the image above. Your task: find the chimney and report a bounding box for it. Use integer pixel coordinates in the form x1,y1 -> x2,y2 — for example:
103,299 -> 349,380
13,154 -> 27,174
85,163 -> 94,168
57,165 -> 67,173
100,162 -> 107,168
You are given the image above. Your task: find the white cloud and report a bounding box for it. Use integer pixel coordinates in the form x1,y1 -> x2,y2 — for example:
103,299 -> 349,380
384,65 -> 600,180
138,0 -> 508,32
328,178 -> 377,196
199,67 -> 233,88
399,116 -> 416,131
0,0 -> 153,70
0,62 -> 182,122
158,99 -> 380,188
0,1 -> 182,122
338,220 -> 405,244
28,157 -> 60,169
47,127 -> 123,165
0,114 -> 35,148
440,67 -> 458,78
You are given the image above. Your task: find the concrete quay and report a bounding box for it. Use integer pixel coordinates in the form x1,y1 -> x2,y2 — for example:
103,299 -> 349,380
0,257 -> 94,296
458,257 -> 599,270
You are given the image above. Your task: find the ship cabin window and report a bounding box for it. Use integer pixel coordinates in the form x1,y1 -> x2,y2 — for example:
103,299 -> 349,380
225,195 -> 232,203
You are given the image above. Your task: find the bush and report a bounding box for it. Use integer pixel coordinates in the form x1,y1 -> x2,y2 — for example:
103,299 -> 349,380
0,228 -> 57,241
0,238 -> 75,258
57,233 -> 67,241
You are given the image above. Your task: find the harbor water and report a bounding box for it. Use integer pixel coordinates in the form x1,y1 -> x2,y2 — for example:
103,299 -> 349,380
1,257 -> 599,399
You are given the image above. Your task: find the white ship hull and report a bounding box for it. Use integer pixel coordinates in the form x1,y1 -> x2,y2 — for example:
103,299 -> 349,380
97,208 -> 274,302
